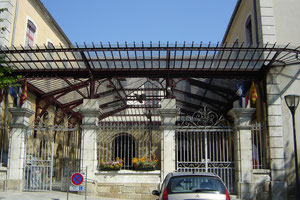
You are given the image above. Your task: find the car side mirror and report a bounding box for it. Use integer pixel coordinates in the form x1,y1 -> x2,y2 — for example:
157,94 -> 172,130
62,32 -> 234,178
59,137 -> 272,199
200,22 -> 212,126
152,190 -> 160,196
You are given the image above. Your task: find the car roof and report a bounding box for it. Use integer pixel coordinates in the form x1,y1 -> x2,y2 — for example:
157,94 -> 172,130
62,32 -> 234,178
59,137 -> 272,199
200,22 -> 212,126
169,171 -> 219,178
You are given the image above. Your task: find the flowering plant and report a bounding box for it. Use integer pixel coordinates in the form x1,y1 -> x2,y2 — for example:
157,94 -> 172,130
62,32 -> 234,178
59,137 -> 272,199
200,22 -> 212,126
99,158 -> 123,171
132,154 -> 158,171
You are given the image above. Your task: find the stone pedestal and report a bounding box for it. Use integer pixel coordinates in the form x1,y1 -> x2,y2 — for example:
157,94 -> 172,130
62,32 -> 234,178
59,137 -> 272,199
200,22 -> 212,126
7,105 -> 34,191
228,101 -> 256,200
79,99 -> 100,188
158,99 -> 179,181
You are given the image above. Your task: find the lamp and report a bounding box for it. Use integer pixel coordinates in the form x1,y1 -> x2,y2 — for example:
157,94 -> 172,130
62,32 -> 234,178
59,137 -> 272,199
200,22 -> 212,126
284,94 -> 300,199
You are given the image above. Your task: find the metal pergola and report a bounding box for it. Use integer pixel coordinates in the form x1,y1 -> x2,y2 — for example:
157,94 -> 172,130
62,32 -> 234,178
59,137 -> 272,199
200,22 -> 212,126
1,42 -> 300,124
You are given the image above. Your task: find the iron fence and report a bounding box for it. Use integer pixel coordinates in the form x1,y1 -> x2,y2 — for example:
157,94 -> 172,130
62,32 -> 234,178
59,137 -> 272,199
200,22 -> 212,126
0,124 -> 9,167
176,128 -> 235,194
251,122 -> 269,169
23,125 -> 81,191
98,122 -> 161,170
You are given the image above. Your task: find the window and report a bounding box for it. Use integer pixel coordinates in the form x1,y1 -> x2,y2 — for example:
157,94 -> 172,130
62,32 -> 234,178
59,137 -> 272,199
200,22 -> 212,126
168,176 -> 226,194
25,20 -> 36,47
112,133 -> 136,169
245,16 -> 253,45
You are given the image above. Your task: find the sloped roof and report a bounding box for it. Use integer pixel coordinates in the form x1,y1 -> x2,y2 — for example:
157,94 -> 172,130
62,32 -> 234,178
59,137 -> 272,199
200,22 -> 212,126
1,42 -> 299,124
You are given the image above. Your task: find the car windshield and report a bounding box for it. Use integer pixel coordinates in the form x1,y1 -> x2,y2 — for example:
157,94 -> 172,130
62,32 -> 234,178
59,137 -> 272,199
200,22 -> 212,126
167,175 -> 226,194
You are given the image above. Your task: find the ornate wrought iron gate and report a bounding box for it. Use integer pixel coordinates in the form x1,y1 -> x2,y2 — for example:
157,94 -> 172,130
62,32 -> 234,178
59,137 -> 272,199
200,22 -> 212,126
23,126 -> 53,191
176,107 -> 235,193
23,125 -> 80,191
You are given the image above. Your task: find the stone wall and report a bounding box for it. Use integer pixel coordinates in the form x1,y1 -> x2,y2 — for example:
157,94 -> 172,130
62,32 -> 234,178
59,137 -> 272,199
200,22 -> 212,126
253,169 -> 271,200
96,182 -> 158,200
0,166 -> 7,191
95,171 -> 160,200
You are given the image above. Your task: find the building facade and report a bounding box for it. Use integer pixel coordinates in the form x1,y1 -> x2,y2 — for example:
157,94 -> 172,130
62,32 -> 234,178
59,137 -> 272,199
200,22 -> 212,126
0,0 -> 80,192
0,0 -> 300,200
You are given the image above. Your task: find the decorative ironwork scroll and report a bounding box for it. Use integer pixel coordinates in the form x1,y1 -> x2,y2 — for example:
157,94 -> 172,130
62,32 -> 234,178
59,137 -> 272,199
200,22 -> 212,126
180,107 -> 229,127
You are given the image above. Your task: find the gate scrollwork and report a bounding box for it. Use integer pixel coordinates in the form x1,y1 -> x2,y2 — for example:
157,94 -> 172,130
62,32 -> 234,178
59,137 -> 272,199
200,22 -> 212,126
180,107 -> 229,127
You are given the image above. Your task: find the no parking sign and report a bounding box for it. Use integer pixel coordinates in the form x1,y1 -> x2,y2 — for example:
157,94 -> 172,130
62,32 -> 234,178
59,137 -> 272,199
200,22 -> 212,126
71,173 -> 84,185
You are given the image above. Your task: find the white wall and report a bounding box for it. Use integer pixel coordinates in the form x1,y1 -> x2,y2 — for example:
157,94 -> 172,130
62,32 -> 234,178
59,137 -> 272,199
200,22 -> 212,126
272,0 -> 300,46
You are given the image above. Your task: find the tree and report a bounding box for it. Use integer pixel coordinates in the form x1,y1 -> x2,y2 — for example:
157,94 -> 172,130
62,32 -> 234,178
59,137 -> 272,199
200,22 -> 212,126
0,56 -> 22,89
0,7 -> 21,104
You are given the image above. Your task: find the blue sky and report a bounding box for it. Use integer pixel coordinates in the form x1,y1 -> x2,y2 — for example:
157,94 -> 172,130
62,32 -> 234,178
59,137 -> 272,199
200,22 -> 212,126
41,0 -> 237,44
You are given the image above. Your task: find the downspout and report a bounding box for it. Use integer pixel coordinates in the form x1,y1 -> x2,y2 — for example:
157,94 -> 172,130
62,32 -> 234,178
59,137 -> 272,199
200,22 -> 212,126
11,0 -> 20,46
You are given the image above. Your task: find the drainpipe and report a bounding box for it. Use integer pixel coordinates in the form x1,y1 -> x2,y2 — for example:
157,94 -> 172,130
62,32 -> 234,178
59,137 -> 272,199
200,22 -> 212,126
11,0 -> 20,46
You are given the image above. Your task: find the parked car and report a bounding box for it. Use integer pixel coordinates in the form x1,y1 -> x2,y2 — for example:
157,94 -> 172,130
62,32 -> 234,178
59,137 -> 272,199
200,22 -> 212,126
152,171 -> 231,200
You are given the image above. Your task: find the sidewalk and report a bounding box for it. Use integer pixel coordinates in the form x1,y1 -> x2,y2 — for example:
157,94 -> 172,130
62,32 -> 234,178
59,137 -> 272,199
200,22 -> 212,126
0,191 -> 125,200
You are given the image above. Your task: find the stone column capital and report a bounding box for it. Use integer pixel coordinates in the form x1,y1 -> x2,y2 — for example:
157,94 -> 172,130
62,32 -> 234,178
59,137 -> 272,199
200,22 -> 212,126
158,108 -> 180,118
8,107 -> 34,126
8,107 -> 34,117
79,99 -> 101,126
228,107 -> 255,128
158,99 -> 179,127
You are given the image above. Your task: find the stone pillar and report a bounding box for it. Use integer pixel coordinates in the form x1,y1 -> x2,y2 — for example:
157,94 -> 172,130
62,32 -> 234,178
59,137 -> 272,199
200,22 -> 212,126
7,103 -> 34,191
79,99 -> 100,195
228,101 -> 256,200
158,99 -> 179,181
266,68 -> 287,200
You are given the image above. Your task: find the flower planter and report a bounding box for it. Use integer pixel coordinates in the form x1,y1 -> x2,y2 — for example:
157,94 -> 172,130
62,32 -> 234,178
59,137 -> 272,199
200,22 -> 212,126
133,161 -> 157,171
100,165 -> 121,171
99,159 -> 123,171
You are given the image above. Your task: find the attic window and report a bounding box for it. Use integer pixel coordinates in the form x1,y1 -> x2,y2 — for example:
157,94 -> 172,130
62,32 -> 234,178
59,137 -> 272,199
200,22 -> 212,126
245,16 -> 253,45
25,20 -> 36,47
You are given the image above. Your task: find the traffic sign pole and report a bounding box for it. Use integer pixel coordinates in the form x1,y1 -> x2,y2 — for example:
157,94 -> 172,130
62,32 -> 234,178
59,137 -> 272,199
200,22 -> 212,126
85,166 -> 87,200
67,167 -> 70,200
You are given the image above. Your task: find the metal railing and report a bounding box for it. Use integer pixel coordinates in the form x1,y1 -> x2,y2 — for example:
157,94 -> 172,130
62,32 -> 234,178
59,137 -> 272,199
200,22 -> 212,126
23,125 -> 81,191
251,122 -> 269,169
176,128 -> 235,194
98,122 -> 161,170
0,124 -> 9,167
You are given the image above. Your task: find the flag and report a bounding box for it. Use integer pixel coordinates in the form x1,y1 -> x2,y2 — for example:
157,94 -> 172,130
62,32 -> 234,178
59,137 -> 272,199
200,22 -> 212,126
250,81 -> 258,104
235,81 -> 244,97
10,86 -> 22,107
20,82 -> 28,107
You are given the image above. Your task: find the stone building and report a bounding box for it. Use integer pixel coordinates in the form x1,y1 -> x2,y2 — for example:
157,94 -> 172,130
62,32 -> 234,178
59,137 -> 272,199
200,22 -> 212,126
0,0 -> 300,200
0,0 -> 80,191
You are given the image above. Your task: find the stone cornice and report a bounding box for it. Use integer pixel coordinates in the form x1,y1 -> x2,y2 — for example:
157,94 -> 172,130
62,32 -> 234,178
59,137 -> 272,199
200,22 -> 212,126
79,108 -> 101,117
158,108 -> 180,117
228,108 -> 256,128
81,124 -> 99,130
8,107 -> 35,118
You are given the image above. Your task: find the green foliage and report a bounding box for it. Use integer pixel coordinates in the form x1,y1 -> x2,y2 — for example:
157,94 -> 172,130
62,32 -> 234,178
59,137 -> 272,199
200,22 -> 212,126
0,8 -> 8,13
0,56 -> 22,89
0,8 -> 8,32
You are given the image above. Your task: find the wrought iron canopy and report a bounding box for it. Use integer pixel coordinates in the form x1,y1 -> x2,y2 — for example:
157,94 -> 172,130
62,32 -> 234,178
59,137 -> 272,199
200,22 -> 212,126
1,42 -> 299,123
